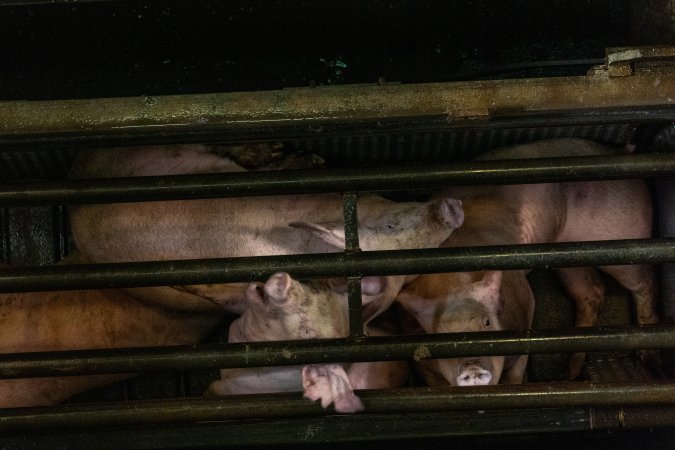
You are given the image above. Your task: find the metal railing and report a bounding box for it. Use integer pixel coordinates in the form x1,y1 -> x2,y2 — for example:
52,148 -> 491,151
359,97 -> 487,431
0,150 -> 674,444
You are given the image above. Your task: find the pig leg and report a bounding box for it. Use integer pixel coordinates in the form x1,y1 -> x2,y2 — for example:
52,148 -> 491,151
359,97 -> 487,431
171,283 -> 251,314
598,264 -> 659,326
555,266 -> 607,380
500,355 -> 529,384
121,283 -> 250,315
598,263 -> 661,370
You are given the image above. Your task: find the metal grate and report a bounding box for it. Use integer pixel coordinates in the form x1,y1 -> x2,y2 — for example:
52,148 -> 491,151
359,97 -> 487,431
292,123 -> 636,165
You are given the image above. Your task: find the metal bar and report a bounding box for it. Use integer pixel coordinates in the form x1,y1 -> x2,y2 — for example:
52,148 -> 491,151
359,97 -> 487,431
0,0 -> 120,5
342,192 -> 364,338
2,154 -> 675,206
1,71 -> 674,139
0,111 -> 672,152
2,407 -> 674,448
0,382 -> 673,429
0,409 -> 594,448
0,325 -> 672,378
0,238 -> 672,293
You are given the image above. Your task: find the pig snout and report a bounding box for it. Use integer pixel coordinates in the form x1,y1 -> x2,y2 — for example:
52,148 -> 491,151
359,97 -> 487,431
456,363 -> 493,386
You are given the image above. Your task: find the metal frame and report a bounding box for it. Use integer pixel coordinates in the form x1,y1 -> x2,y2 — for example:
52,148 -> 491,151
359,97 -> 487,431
0,54 -> 674,445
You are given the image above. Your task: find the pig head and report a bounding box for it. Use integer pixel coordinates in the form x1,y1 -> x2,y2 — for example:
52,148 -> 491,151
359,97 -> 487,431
397,270 -> 534,386
209,272 -> 408,413
68,143 -> 464,314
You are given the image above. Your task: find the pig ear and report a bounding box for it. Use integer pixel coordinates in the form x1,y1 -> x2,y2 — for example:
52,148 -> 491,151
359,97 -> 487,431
396,291 -> 436,332
436,197 -> 464,230
473,271 -> 504,314
263,272 -> 293,306
289,221 -> 345,249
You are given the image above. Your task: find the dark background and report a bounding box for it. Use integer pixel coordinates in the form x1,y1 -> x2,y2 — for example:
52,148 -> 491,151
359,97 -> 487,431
0,1 -> 673,448
0,0 -> 672,100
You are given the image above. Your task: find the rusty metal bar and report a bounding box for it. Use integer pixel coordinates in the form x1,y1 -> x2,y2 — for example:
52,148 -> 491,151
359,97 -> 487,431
0,382 -> 673,429
1,70 -> 674,139
2,153 -> 675,206
0,238 -> 672,293
0,325 -> 672,378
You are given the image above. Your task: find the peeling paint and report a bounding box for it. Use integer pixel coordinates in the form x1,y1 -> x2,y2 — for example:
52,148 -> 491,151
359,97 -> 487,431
413,345 -> 432,361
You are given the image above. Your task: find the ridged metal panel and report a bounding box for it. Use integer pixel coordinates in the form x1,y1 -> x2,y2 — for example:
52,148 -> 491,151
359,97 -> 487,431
0,148 -> 78,182
292,123 -> 636,165
0,124 -> 636,182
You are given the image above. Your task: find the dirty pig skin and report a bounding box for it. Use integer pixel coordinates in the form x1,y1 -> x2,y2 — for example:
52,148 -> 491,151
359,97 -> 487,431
208,272 -> 408,413
397,138 -> 657,382
68,143 -> 464,315
0,253 -> 222,408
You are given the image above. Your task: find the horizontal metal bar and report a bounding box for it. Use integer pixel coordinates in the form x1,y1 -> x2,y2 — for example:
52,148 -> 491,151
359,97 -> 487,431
0,410 -> 588,448
0,238 -> 672,293
2,407 -> 673,448
0,325 -> 672,378
0,111 -> 672,152
1,382 -> 673,429
1,154 -> 675,206
0,0 -> 117,5
1,71 -> 674,140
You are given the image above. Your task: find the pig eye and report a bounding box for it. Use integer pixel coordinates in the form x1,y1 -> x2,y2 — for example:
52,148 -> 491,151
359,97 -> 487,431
485,319 -> 491,327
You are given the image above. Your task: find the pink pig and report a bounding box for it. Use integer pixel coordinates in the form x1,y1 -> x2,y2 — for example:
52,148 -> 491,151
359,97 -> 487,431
68,143 -> 464,315
399,138 -> 657,382
398,270 -> 534,386
0,253 -> 222,408
208,272 -> 408,413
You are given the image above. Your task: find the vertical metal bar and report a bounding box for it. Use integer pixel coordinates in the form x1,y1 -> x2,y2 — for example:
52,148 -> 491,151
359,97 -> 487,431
0,207 -> 8,263
52,205 -> 68,261
342,192 -> 364,338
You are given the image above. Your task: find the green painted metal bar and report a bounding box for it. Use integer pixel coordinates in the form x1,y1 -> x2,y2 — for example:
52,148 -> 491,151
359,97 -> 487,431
0,382 -> 673,429
0,409 -> 593,448
0,325 -> 671,378
1,154 -> 675,206
0,238 -> 672,293
342,192 -> 364,338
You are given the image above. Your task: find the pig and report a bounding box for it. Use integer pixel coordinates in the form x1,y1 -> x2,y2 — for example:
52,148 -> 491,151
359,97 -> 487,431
207,272 -> 408,413
397,270 -> 534,386
398,138 -> 657,382
68,143 -> 464,315
0,253 -> 222,408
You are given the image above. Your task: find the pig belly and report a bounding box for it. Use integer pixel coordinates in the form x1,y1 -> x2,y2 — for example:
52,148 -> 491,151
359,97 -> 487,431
0,375 -> 132,409
556,179 -> 652,243
69,194 -> 343,263
347,361 -> 409,390
210,366 -> 304,395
